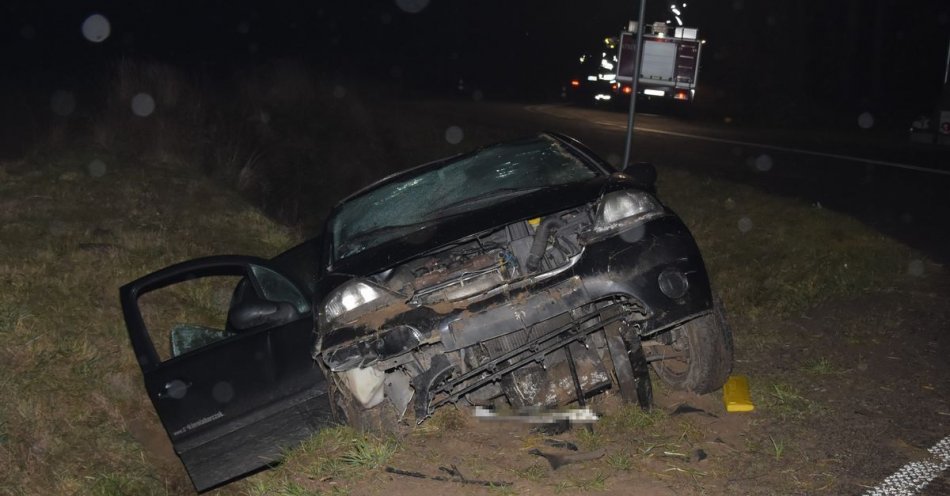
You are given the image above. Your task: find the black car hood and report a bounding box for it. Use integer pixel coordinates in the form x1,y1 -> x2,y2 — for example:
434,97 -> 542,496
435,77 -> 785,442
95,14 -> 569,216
329,173 -> 638,277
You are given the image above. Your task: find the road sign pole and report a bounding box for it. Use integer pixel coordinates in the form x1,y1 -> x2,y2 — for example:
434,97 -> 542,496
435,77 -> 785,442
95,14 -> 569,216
622,0 -> 648,169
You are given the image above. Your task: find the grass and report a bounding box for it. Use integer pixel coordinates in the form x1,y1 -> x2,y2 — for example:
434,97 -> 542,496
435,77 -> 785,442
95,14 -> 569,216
769,435 -> 786,460
804,356 -> 842,375
340,436 -> 397,469
599,404 -> 665,433
553,472 -> 609,493
512,462 -> 548,481
575,425 -> 605,450
0,151 -> 295,495
244,426 -> 398,494
761,382 -> 823,421
659,168 -> 917,324
424,405 -> 469,433
0,76 -> 932,495
605,450 -> 634,471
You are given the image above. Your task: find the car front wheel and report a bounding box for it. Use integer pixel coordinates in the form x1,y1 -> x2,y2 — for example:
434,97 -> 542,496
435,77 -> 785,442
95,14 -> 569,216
648,299 -> 734,394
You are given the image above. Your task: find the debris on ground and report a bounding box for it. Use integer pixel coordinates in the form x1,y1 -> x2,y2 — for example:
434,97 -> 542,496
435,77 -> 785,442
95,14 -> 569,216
529,447 -> 607,470
669,404 -> 719,418
384,466 -> 513,487
544,438 -> 579,451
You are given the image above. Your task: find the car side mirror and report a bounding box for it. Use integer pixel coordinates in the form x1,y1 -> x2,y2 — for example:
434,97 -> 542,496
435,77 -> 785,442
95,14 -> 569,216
622,162 -> 657,187
228,300 -> 300,332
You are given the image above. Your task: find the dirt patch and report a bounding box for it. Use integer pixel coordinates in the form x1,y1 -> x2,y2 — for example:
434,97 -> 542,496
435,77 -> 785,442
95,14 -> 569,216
733,272 -> 950,493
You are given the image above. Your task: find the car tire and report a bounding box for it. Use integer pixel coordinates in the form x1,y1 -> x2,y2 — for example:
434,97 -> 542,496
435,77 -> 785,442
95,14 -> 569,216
650,298 -> 734,394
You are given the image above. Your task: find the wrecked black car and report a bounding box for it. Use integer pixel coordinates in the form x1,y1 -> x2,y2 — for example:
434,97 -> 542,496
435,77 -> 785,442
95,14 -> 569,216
120,133 -> 733,491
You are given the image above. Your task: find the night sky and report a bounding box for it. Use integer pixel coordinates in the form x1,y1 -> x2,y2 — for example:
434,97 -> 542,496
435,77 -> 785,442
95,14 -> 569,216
2,1 -> 949,116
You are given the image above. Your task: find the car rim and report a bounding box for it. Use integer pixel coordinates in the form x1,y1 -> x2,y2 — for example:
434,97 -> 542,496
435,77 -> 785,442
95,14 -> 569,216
649,328 -> 692,381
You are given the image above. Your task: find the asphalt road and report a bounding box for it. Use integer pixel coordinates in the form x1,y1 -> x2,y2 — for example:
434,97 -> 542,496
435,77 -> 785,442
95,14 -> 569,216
420,100 -> 950,265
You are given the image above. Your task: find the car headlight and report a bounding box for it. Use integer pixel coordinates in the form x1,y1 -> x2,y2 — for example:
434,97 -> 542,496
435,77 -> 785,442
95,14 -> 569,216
593,190 -> 663,234
322,280 -> 398,325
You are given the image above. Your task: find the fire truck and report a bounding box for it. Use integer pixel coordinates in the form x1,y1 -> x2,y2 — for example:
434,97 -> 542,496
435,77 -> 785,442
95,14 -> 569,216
566,22 -> 703,108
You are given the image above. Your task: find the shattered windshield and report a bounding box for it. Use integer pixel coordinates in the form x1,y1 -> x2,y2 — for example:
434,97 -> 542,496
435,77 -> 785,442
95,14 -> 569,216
330,135 -> 599,260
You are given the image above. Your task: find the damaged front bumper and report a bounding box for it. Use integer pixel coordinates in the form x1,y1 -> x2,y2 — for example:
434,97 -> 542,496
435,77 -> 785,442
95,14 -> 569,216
319,215 -> 714,420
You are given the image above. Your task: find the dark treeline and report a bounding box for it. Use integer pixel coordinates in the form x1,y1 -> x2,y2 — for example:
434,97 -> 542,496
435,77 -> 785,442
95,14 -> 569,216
2,0 -> 948,135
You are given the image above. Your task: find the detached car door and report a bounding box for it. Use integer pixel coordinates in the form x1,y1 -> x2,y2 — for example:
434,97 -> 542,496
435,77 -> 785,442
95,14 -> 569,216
120,254 -> 334,492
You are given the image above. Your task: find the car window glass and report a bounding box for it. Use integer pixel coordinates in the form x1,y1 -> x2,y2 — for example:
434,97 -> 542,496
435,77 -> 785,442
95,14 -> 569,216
331,135 -> 598,259
169,323 -> 235,357
139,275 -> 243,361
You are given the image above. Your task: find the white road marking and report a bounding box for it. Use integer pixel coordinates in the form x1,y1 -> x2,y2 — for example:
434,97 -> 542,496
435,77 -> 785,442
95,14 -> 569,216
525,104 -> 950,177
862,435 -> 950,496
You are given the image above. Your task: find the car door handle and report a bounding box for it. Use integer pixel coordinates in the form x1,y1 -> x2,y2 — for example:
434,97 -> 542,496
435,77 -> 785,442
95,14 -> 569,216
158,379 -> 191,399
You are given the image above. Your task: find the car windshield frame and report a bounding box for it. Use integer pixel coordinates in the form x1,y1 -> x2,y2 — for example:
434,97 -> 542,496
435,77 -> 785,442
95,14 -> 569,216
328,134 -> 604,262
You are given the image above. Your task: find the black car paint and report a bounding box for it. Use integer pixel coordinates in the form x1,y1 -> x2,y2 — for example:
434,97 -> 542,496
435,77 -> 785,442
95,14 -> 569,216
318,210 -> 712,418
320,213 -> 710,356
120,133 -> 714,491
314,135 -> 712,421
120,254 -> 333,492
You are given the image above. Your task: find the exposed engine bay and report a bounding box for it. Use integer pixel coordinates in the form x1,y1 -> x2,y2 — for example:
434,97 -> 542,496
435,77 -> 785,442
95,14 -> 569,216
318,206 -> 654,423
380,206 -> 588,304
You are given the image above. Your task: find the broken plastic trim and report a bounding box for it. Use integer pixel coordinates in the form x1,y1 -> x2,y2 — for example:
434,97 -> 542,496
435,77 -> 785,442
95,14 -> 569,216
323,324 -> 423,372
413,298 -> 634,421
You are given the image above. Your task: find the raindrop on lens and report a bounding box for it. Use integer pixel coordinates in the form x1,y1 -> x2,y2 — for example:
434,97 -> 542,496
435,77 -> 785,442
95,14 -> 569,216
131,93 -> 155,117
472,89 -> 484,101
332,85 -> 346,99
908,260 -> 924,277
81,14 -> 111,43
606,153 -> 621,167
395,0 -> 430,14
236,21 -> 250,34
445,125 -> 464,145
724,198 -> 736,210
87,159 -> 107,177
212,381 -> 235,403
857,112 -> 874,129
165,379 -> 188,399
50,90 -> 76,116
738,216 -> 753,233
20,25 -> 36,40
754,154 -> 773,172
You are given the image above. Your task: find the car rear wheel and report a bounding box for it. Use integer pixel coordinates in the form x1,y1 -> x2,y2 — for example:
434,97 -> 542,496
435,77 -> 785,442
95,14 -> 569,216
649,299 -> 734,394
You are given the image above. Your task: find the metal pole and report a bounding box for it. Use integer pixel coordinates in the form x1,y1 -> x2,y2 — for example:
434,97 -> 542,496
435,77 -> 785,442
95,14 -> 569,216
944,34 -> 950,85
621,0 -> 648,169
